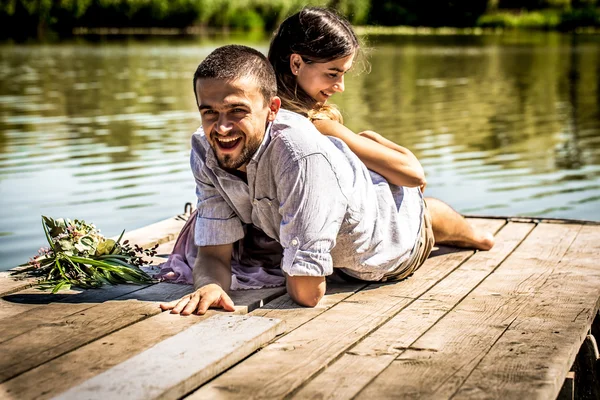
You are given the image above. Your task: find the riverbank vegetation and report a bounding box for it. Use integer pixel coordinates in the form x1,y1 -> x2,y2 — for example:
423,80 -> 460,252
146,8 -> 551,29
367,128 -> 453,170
1,0 -> 599,40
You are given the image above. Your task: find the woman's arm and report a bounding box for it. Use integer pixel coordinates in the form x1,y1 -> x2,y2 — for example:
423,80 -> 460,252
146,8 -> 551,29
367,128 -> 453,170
313,119 -> 426,188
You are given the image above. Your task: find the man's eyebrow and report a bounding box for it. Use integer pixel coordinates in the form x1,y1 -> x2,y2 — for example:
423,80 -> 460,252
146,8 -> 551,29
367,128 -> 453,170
226,102 -> 250,109
198,102 -> 249,111
328,67 -> 345,73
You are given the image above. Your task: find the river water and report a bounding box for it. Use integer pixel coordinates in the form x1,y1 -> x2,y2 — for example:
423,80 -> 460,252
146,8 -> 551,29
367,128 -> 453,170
1,32 -> 599,270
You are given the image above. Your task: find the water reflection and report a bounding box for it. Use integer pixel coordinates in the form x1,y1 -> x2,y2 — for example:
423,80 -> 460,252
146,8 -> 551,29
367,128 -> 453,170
0,32 -> 599,270
336,32 -> 600,219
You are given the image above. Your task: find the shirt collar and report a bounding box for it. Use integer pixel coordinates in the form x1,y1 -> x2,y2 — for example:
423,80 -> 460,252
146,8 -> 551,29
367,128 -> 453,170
250,121 -> 273,164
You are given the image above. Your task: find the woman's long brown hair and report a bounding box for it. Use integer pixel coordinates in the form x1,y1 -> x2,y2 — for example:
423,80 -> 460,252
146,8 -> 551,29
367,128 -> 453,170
268,7 -> 362,123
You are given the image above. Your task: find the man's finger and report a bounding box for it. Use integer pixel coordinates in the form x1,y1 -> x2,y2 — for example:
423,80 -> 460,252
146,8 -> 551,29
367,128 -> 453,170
181,294 -> 201,316
159,299 -> 180,311
170,296 -> 192,314
219,291 -> 235,312
197,295 -> 215,315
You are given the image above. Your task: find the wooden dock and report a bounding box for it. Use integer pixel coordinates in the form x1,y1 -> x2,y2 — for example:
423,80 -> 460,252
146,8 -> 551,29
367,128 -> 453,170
1,214 -> 599,399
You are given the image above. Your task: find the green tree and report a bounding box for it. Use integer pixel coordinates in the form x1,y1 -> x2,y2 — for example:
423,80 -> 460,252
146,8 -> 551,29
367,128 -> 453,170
368,0 -> 489,27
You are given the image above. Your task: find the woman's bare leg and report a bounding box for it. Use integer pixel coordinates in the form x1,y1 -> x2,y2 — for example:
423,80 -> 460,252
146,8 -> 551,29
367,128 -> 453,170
425,197 -> 495,250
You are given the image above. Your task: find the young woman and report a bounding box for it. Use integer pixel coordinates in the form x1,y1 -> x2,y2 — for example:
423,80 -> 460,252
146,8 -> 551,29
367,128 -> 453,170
267,7 -> 494,251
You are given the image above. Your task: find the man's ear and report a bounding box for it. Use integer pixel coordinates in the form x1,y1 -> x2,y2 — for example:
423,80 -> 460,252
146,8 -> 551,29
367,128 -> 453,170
268,96 -> 281,121
289,54 -> 302,75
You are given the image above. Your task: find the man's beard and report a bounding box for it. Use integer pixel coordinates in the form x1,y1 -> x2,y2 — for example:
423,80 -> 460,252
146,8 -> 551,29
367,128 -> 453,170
212,132 -> 262,171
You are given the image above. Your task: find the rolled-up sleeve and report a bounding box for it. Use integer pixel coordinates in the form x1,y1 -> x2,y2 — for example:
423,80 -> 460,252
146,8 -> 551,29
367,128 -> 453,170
191,151 -> 244,246
277,154 -> 347,277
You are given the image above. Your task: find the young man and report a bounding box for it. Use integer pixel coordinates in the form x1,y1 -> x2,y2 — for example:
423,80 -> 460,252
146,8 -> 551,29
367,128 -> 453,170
160,45 -> 494,315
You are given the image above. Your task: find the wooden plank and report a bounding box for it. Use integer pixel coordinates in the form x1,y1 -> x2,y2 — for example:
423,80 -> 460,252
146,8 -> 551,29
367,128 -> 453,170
120,215 -> 187,249
467,217 -> 507,233
354,222 -> 582,400
54,315 -> 284,400
0,286 -> 286,400
0,297 -> 36,319
0,284 -> 152,342
251,282 -> 367,333
453,224 -> 600,400
187,219 -> 506,399
0,271 -> 37,297
0,285 -> 96,319
0,282 -> 194,383
558,371 -> 575,400
0,255 -> 165,322
292,221 -> 534,400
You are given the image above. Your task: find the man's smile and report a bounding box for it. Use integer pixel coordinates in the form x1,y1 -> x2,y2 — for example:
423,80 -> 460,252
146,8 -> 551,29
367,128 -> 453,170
214,135 -> 243,151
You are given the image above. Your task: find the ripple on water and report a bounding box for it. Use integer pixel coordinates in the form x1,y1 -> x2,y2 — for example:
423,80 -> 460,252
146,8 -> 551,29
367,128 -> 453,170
2,36 -> 600,271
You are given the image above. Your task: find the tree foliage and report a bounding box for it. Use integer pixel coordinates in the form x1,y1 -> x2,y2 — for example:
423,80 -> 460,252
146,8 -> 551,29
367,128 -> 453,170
1,0 -> 598,40
369,0 -> 490,27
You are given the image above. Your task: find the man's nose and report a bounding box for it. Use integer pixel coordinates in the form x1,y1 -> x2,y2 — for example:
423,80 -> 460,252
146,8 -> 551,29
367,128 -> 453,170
215,115 -> 232,134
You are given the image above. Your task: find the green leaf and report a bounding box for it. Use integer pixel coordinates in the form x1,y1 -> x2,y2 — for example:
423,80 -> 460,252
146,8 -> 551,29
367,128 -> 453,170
51,280 -> 71,294
115,229 -> 125,246
41,216 -> 57,252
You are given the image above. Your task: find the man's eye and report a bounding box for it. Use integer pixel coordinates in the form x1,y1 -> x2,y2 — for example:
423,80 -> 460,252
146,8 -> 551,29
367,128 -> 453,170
232,108 -> 246,113
328,73 -> 338,78
203,110 -> 216,116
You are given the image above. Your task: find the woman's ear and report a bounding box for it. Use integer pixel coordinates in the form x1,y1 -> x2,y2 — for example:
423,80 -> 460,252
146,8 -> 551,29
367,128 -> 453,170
289,54 -> 302,75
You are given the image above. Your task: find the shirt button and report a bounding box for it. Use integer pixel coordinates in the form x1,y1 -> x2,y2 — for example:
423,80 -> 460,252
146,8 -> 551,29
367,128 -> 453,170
253,200 -> 257,205
291,239 -> 298,246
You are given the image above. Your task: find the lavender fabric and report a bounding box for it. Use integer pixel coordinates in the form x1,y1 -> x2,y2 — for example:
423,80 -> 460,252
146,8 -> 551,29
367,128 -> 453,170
154,209 -> 285,290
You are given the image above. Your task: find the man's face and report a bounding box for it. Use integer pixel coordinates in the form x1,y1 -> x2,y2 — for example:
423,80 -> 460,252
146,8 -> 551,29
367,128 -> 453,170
195,76 -> 280,171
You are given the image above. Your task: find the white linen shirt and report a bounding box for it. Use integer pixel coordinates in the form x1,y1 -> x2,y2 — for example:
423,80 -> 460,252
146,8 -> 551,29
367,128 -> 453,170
191,109 -> 423,281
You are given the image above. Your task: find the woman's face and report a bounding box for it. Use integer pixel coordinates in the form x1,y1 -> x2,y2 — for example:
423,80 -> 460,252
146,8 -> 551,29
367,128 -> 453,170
291,52 -> 355,103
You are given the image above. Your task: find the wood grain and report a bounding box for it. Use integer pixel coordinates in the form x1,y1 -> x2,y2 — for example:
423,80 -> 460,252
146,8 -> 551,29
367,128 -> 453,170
292,221 -> 534,400
250,282 -> 367,333
453,224 -> 600,399
355,222 -> 582,400
120,215 -> 187,250
0,286 -> 285,400
0,271 -> 37,297
0,283 -> 151,343
187,219 -> 506,399
54,315 -> 284,400
0,282 -> 194,383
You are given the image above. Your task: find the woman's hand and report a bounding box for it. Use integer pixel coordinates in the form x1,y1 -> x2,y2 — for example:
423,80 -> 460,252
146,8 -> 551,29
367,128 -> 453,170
159,283 -> 235,315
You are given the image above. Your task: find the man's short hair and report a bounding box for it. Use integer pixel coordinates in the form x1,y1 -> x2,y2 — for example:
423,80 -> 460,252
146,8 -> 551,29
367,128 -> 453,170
193,44 -> 277,106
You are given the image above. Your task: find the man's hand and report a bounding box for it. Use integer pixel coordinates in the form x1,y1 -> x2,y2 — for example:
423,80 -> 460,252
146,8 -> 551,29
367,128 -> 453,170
159,283 -> 235,315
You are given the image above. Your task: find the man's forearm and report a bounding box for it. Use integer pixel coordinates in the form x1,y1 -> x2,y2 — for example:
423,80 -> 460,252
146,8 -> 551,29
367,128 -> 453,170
192,245 -> 233,291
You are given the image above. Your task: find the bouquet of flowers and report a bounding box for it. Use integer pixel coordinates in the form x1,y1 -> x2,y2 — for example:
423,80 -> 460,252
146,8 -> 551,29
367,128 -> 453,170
13,216 -> 157,293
